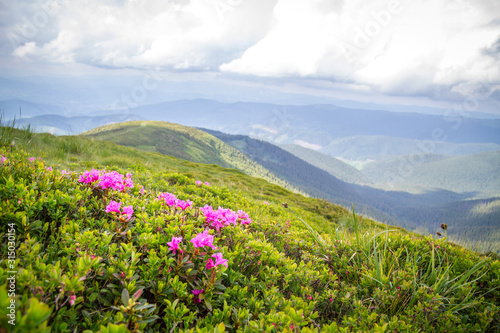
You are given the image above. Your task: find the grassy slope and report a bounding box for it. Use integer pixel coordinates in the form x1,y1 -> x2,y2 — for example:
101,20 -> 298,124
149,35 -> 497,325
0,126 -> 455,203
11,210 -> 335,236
81,122 -> 499,254
4,126 -> 361,233
82,121 -> 298,195
1,126 -> 500,332
362,151 -> 500,196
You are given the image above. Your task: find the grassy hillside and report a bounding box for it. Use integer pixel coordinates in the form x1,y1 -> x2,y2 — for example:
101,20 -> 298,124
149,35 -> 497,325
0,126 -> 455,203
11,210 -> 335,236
362,151 -> 500,197
278,144 -> 371,185
82,121 -> 296,194
1,125 -> 500,332
78,121 -> 500,254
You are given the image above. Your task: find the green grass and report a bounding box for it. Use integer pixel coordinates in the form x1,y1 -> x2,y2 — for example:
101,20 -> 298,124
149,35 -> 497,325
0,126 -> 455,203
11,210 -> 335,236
1,125 -> 499,332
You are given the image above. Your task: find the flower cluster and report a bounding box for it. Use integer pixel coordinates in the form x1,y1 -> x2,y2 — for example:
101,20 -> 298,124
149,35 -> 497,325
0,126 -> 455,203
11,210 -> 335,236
0,155 -> 6,164
190,230 -> 216,249
167,236 -> 183,254
168,232 -> 227,270
195,180 -> 210,186
79,169 -> 134,191
157,192 -> 193,211
205,253 -> 228,270
200,205 -> 251,230
105,200 -> 134,220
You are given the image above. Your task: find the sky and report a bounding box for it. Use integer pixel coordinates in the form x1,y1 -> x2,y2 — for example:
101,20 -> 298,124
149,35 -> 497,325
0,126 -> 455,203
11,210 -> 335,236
1,0 -> 500,116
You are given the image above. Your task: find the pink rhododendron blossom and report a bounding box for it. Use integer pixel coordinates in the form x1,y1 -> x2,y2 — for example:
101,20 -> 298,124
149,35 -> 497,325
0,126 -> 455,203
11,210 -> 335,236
204,182 -> 210,186
192,289 -> 204,303
122,205 -> 134,220
46,166 -> 52,171
167,236 -> 183,254
105,200 -> 121,214
29,157 -> 35,162
263,201 -> 269,205
69,295 -> 77,306
106,201 -> 134,220
78,169 -> 134,191
175,199 -> 193,211
195,180 -> 202,186
79,169 -> 100,184
237,210 -> 251,225
206,252 -> 228,270
200,205 -> 247,230
157,192 -> 177,206
191,230 -> 216,249
0,156 -> 6,164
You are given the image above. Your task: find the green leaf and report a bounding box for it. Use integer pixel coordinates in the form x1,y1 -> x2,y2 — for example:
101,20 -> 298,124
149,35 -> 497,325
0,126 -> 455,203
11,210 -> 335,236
121,288 -> 130,306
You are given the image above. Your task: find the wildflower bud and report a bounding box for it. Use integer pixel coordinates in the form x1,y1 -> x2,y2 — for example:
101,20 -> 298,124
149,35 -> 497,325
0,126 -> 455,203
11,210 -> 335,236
440,223 -> 448,230
436,231 -> 442,236
282,202 -> 288,208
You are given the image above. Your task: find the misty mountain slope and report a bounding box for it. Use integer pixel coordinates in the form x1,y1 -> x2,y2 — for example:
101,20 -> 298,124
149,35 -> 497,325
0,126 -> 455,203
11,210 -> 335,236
128,99 -> 500,145
0,99 -> 67,119
362,151 -> 500,197
201,128 -> 473,222
81,120 -> 296,191
318,135 -> 500,161
278,143 -> 372,185
16,113 -> 145,135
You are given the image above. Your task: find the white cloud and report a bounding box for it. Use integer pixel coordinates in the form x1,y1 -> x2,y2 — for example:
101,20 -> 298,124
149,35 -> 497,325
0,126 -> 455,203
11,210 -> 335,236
220,0 -> 500,99
3,0 -> 500,112
8,0 -> 276,69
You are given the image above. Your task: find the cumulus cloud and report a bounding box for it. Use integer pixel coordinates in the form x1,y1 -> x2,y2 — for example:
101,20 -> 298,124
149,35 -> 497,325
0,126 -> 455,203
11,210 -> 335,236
220,0 -> 500,101
5,0 -> 276,69
2,0 -> 500,112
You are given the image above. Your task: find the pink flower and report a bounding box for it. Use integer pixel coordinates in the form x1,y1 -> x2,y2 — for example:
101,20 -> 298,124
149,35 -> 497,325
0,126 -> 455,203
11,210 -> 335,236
195,180 -> 202,186
192,289 -> 204,304
175,199 -> 193,211
191,230 -> 216,249
308,295 -> 312,300
238,210 -> 251,225
157,192 -> 177,206
29,157 -> 35,162
205,252 -> 228,270
105,200 -> 121,214
69,295 -> 77,306
167,236 -> 183,254
263,201 -> 269,205
46,166 -> 53,171
204,182 -> 210,186
79,169 -> 100,184
122,205 -> 134,220
0,156 -> 6,164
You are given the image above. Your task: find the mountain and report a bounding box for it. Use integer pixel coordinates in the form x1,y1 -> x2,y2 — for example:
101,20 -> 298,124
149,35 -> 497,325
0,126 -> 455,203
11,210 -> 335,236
81,120 -> 296,192
278,143 -> 372,185
0,99 -> 67,119
318,135 -> 500,161
361,151 -> 500,197
16,114 -> 146,135
126,99 -> 500,145
1,124 -> 499,332
79,121 -> 499,253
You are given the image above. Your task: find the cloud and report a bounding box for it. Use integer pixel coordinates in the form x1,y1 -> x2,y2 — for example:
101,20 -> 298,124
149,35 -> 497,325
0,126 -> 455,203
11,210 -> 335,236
2,0 -> 500,113
220,0 -> 500,101
5,0 -> 276,69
